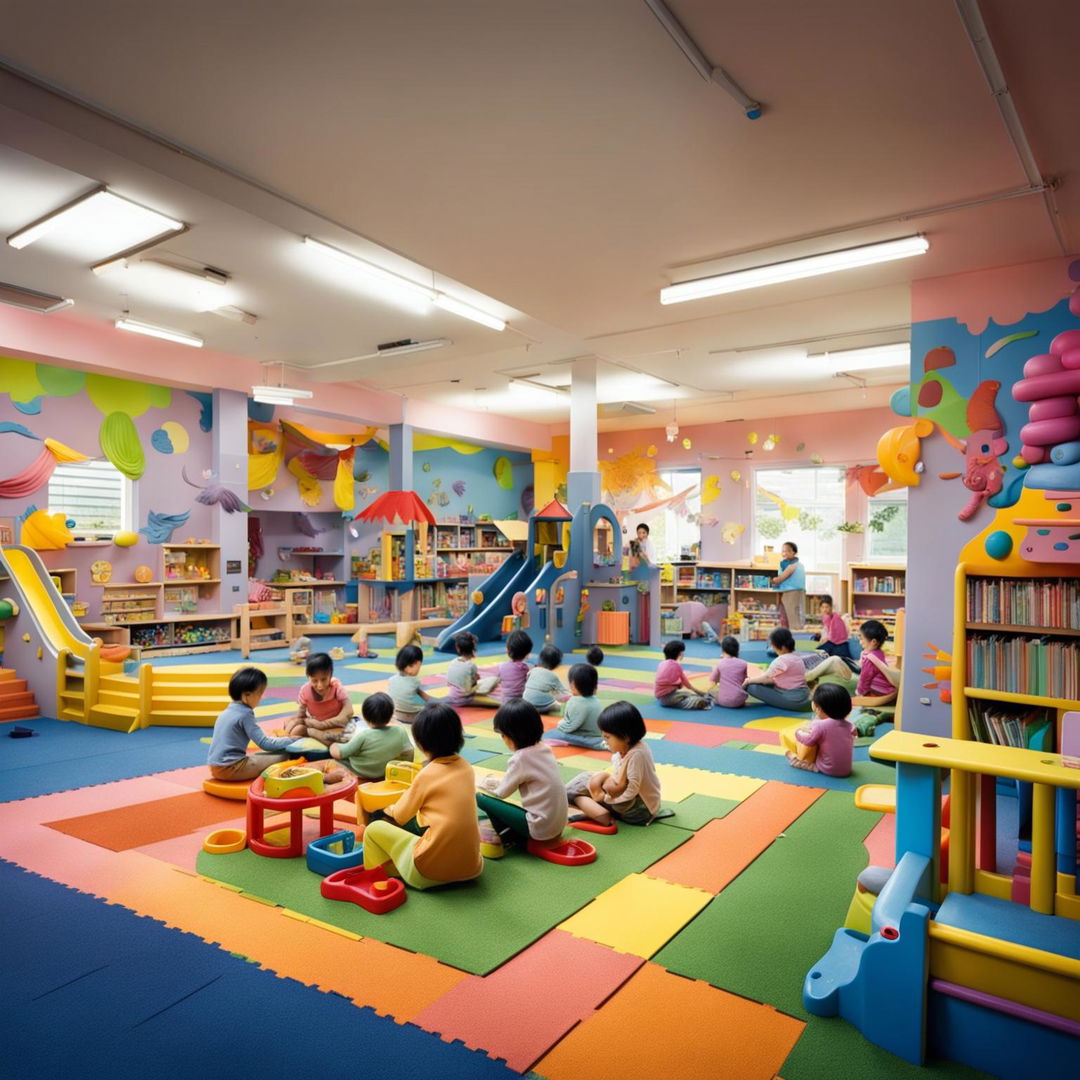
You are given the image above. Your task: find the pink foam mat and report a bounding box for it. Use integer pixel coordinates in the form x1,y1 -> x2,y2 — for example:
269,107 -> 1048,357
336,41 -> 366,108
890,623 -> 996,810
663,722 -> 780,747
412,929 -> 644,1073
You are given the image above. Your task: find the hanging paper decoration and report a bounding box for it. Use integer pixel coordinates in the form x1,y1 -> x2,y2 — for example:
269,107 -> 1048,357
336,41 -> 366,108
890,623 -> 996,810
139,509 -> 191,543
452,480 -> 466,496
493,455 -> 514,490
99,411 -> 145,479
183,466 -> 251,513
356,485 -> 377,500
702,476 -> 722,504
412,435 -> 483,454
20,510 -> 73,550
681,437 -> 692,450
0,437 -> 90,498
810,453 -> 824,464
721,522 -> 746,544
287,457 -> 322,506
248,427 -> 284,490
762,437 -> 776,452
646,445 -> 657,457
730,470 -> 741,483
747,431 -> 758,445
334,452 -> 355,512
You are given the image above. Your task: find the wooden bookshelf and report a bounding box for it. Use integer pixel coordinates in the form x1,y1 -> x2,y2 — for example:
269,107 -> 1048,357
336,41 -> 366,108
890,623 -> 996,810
847,562 -> 905,637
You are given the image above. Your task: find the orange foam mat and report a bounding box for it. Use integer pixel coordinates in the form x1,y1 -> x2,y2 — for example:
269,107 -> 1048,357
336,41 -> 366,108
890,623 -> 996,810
536,962 -> 803,1080
645,781 -> 824,895
45,790 -> 247,851
412,929 -> 644,1073
863,809 -> 895,869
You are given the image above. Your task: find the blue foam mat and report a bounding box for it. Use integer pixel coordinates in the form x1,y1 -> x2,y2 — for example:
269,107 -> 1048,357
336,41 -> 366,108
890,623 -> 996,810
1,858 -> 521,1080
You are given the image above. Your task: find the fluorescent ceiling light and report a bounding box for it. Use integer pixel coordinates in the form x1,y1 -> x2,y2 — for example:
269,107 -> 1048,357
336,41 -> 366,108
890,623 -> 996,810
660,236 -> 929,304
93,256 -> 228,286
302,237 -> 435,301
213,305 -> 258,325
306,338 -> 452,370
0,281 -> 73,314
8,187 -> 184,255
433,293 -> 505,331
252,385 -> 314,406
114,317 -> 203,348
807,343 -> 910,372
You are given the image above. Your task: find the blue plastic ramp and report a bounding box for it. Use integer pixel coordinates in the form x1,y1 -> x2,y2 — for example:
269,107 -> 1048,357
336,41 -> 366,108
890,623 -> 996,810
435,551 -> 530,651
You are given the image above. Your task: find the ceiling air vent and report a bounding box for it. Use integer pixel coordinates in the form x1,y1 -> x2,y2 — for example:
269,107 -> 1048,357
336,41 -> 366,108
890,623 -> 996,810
599,401 -> 657,418
0,281 -> 73,314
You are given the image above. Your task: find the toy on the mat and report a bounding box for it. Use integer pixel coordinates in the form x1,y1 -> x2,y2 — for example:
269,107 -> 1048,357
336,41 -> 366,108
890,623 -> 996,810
202,828 -> 247,855
527,837 -> 597,865
570,819 -> 618,835
262,760 -> 324,798
321,865 -> 407,914
289,635 -> 312,663
202,777 -> 252,800
357,758 -> 420,823
8,724 -> 38,738
306,829 -> 364,876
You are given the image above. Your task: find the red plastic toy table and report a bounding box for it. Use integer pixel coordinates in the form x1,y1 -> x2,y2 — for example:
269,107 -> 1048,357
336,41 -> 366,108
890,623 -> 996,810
245,773 -> 357,858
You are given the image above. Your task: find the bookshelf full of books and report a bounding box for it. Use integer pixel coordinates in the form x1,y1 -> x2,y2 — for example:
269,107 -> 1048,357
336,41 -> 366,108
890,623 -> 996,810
953,564 -> 1080,749
847,563 -> 906,639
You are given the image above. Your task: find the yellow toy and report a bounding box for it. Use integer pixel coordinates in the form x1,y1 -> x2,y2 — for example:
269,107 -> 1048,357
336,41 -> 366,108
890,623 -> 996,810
356,757 -> 420,823
262,760 -> 324,799
876,418 -> 934,488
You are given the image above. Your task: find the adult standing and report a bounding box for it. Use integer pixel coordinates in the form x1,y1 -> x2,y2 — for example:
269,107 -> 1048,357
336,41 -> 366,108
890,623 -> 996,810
773,540 -> 806,629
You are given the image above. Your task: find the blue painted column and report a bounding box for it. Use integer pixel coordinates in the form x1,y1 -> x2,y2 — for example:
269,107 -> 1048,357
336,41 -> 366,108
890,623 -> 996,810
212,389 -> 250,606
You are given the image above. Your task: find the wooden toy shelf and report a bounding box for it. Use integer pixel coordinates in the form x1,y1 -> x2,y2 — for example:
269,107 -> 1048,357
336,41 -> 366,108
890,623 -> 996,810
847,562 -> 905,636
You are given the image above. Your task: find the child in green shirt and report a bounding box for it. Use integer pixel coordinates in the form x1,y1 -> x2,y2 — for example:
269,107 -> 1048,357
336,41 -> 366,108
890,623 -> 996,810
330,692 -> 414,780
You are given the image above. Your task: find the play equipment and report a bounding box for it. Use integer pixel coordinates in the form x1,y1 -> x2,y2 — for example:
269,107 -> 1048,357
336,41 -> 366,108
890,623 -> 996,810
261,760 -> 324,799
527,837 -> 597,866
245,772 -> 357,858
202,828 -> 247,855
571,820 -> 618,835
356,758 -> 421,824
804,731 -> 1079,1077
321,865 -> 407,914
202,777 -> 252,800
0,544 -> 233,731
306,829 -> 365,875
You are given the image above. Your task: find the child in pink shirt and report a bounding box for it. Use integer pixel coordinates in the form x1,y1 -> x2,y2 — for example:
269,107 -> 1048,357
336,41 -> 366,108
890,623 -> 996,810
814,595 -> 853,660
655,640 -> 712,710
709,636 -> 748,708
783,683 -> 856,776
497,629 -> 532,701
744,628 -> 811,712
805,619 -> 897,708
284,652 -> 353,745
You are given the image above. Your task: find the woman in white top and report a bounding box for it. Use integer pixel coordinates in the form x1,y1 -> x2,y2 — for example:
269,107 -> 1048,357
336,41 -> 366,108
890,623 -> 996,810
631,522 -> 656,565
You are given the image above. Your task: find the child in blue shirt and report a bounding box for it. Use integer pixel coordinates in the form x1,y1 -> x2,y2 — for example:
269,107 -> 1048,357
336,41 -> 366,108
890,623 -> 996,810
545,662 -> 605,749
523,644 -> 570,713
388,644 -> 432,723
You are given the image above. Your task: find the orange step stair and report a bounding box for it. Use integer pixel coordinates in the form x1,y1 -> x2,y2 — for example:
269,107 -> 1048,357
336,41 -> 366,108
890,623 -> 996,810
0,668 -> 39,722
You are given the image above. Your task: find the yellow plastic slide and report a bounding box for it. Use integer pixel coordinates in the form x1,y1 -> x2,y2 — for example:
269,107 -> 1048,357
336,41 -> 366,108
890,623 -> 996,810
0,546 -> 92,660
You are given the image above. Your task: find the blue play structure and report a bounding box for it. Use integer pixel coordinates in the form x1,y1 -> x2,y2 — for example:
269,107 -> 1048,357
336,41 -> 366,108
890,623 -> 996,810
436,498 -> 659,653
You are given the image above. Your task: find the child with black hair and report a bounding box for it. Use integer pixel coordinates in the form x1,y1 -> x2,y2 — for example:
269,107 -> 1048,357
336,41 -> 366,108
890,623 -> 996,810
362,703 -> 483,889
445,631 -> 499,708
284,652 -> 353,745
546,662 -> 605,749
207,667 -> 344,783
497,629 -> 533,701
655,639 -> 712,710
708,635 -> 748,708
806,619 -> 898,708
330,692 -> 414,780
782,683 -> 856,776
523,643 -> 570,713
814,595 -> 852,659
744,627 -> 811,711
477,700 -> 567,849
389,643 -> 432,723
585,645 -> 604,668
565,702 -> 663,825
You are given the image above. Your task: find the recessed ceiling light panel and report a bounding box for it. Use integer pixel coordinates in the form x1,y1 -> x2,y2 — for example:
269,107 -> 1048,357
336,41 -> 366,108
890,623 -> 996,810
0,281 -> 73,314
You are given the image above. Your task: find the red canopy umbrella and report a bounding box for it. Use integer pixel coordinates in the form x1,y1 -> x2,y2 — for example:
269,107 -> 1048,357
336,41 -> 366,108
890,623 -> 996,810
353,490 -> 435,527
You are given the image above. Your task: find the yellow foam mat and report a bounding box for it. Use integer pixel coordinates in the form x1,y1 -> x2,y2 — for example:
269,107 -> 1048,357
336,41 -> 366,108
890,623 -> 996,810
744,716 -> 807,732
558,873 -> 712,957
752,743 -> 787,756
653,764 -> 764,803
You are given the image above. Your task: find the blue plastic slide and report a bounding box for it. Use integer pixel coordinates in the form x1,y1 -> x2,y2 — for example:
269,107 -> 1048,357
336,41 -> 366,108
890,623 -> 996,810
434,551 -> 530,651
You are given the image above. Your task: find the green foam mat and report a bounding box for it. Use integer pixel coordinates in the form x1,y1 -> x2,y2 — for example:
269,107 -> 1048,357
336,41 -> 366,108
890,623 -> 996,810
782,1015 -> 991,1080
198,823 -> 689,975
654,790 -> 879,1019
660,793 -> 740,831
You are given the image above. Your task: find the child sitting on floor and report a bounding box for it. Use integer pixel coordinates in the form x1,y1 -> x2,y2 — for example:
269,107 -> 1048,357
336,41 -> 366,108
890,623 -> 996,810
523,644 -> 570,713
388,643 -> 432,724
744,628 -> 811,712
207,667 -> 344,783
655,639 -> 712,710
708,635 -> 748,708
284,652 -> 353,745
361,703 -> 483,890
565,702 -> 663,826
782,683 -> 856,777
545,662 -> 605,749
497,629 -> 532,701
813,595 -> 852,660
586,645 -> 604,668
289,635 -> 312,664
805,619 -> 898,708
445,631 -> 499,708
329,692 -> 414,780
477,699 -> 567,849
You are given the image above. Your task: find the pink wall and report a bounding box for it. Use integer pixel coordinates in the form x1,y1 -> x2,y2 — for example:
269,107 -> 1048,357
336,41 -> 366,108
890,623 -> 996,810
598,407 -> 895,563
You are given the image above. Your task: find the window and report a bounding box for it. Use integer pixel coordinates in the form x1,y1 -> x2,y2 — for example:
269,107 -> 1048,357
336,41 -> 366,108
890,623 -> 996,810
47,460 -> 133,537
867,488 -> 908,561
638,468 -> 701,561
754,466 -> 845,571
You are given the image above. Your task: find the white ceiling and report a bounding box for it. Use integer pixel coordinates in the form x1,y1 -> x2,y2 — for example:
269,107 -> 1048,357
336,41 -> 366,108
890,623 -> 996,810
0,0 -> 1076,431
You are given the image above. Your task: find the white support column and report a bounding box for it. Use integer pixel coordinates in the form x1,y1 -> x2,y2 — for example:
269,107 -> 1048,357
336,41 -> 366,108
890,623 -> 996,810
212,389 -> 250,605
567,356 -> 600,507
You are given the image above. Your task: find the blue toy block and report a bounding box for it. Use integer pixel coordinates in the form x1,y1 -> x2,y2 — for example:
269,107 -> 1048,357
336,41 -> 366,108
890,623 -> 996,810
306,829 -> 364,876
